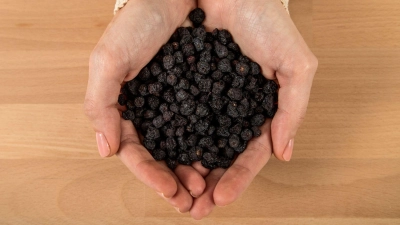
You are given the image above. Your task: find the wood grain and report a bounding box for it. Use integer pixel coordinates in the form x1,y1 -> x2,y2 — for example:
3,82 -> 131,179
1,0 -> 399,224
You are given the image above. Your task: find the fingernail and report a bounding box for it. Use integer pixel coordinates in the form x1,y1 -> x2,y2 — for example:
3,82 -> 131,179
157,192 -> 170,199
174,207 -> 182,214
96,132 -> 110,157
283,139 -> 294,161
190,191 -> 198,198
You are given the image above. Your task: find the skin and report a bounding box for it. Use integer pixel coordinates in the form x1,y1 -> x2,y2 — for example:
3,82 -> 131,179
84,0 -> 317,219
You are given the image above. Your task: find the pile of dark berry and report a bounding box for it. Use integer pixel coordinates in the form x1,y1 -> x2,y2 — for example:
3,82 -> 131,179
118,8 -> 278,170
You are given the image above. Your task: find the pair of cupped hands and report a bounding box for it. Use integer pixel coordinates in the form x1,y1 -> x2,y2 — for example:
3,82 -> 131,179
84,0 -> 317,219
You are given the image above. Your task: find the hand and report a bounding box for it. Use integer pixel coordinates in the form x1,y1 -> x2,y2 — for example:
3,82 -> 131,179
190,0 -> 318,219
84,0 -> 204,213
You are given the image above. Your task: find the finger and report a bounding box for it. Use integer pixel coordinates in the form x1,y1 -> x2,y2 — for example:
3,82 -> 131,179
189,168 -> 225,220
175,164 -> 206,198
272,41 -> 318,161
158,166 -> 194,213
213,120 -> 273,207
117,119 -> 177,198
192,161 -> 210,177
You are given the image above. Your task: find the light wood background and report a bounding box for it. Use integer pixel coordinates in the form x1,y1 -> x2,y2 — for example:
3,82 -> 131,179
1,0 -> 399,224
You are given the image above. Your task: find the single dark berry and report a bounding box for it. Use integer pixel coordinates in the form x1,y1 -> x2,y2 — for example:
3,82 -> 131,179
200,50 -> 211,63
175,89 -> 189,102
163,125 -> 176,137
227,42 -> 240,53
195,120 -> 209,135
218,58 -> 232,72
147,95 -> 160,110
152,115 -> 165,128
212,81 -> 225,95
166,137 -> 177,151
263,80 -> 279,94
180,99 -> 196,116
192,26 -> 207,40
166,74 -> 178,86
234,142 -> 247,153
249,62 -> 261,75
217,138 -> 228,149
143,110 -> 157,119
227,101 -> 239,118
193,37 -> 205,52
180,34 -> 193,46
150,62 -> 162,76
187,55 -> 196,64
172,114 -> 188,127
177,136 -> 188,152
138,84 -> 149,96
152,149 -> 166,160
159,103 -> 169,113
198,137 -> 214,148
211,70 -> 223,80
162,43 -> 174,55
169,103 -> 180,114
218,29 -> 232,45
174,51 -> 184,64
198,78 -> 212,92
189,8 -> 205,27
190,85 -> 200,96
175,126 -> 185,136
163,88 -> 175,103
143,139 -> 156,150
227,88 -> 243,101
241,129 -> 253,141
229,134 -> 240,148
239,55 -> 250,63
177,78 -> 190,90
216,126 -> 230,137
163,55 -> 175,70
182,43 -> 195,57
145,126 -> 160,140
236,62 -> 250,76
217,115 -> 232,127
195,104 -> 209,117
197,61 -> 210,75
122,109 -> 135,120
138,67 -> 151,81
208,126 -> 216,135
127,79 -> 141,95
251,114 -> 265,126
208,145 -> 219,154
162,111 -> 174,122
217,157 -> 231,169
186,134 -> 198,147
166,158 -> 178,170
177,153 -> 191,165
201,152 -> 217,169
214,41 -> 228,58
135,107 -> 145,118
148,82 -> 163,96
223,147 -> 235,159
189,146 -> 203,161
229,123 -> 242,135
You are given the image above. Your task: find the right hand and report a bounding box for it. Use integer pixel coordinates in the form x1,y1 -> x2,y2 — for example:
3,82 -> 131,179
84,0 -> 204,213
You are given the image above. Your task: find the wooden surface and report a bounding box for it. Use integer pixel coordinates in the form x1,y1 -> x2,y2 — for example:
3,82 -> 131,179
1,0 -> 399,224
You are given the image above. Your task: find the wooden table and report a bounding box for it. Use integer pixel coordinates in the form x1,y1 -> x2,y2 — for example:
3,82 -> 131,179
1,0 -> 399,224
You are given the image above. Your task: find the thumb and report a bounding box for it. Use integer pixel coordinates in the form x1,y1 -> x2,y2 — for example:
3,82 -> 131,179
84,47 -> 129,157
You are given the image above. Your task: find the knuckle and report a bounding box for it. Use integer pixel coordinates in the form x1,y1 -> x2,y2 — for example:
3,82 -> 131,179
83,98 -> 99,120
